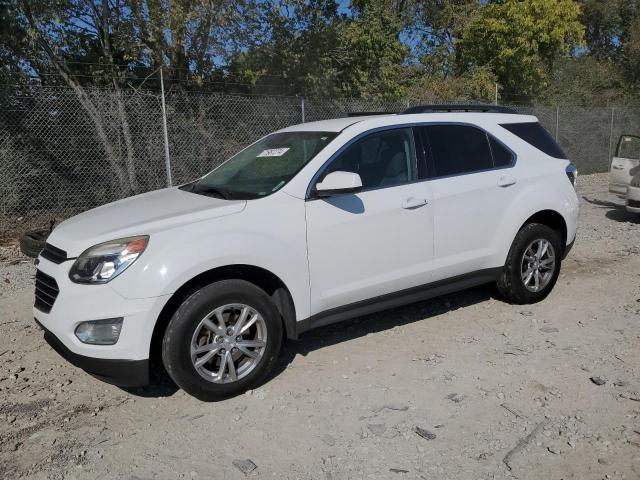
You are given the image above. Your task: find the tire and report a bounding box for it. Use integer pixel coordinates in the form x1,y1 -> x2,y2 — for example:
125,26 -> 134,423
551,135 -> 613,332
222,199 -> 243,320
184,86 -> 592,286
19,230 -> 48,258
162,279 -> 283,401
497,223 -> 563,304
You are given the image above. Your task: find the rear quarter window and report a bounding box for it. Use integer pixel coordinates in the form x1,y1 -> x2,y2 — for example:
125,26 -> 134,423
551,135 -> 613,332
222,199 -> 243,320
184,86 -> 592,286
501,122 -> 567,159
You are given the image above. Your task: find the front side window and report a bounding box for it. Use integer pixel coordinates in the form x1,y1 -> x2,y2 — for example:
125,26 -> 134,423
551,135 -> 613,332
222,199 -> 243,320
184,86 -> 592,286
186,131 -> 337,199
616,135 -> 640,159
322,128 -> 417,189
423,125 -> 494,177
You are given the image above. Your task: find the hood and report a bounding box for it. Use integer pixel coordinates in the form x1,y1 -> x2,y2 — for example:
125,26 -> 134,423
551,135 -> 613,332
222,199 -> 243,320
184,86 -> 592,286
48,187 -> 246,256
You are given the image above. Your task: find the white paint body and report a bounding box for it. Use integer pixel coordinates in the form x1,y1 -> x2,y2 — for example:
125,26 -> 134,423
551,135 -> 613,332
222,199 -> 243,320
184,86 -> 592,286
610,155 -> 640,195
626,184 -> 640,213
34,112 -> 579,362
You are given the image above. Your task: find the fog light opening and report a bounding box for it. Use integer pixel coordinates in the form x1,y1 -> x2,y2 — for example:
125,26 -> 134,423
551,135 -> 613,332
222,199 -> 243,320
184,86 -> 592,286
75,318 -> 123,345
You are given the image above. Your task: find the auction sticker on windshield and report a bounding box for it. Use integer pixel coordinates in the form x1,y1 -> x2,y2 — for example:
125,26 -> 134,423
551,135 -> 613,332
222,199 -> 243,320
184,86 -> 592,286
257,147 -> 290,157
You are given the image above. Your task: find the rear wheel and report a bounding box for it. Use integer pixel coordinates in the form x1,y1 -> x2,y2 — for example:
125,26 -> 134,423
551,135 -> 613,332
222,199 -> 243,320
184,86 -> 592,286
497,223 -> 562,304
162,280 -> 282,401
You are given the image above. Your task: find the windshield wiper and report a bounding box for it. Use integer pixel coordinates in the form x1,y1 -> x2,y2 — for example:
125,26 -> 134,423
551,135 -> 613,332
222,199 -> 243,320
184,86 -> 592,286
191,185 -> 233,200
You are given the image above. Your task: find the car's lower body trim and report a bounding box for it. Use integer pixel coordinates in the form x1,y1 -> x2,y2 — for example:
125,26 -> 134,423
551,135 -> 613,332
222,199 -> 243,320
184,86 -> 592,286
296,267 -> 502,336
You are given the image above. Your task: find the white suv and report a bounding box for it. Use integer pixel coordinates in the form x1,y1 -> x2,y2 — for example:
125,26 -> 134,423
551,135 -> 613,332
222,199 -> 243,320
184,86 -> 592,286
33,105 -> 579,400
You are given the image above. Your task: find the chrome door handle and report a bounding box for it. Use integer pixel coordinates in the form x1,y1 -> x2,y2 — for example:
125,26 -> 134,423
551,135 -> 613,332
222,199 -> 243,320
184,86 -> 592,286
402,197 -> 428,209
497,175 -> 517,187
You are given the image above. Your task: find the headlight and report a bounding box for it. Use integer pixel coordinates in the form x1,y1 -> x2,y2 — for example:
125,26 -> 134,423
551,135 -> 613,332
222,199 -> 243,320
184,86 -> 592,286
69,236 -> 149,284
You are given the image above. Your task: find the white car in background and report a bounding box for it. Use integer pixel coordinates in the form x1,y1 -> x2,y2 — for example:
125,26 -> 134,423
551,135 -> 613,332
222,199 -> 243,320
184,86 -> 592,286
609,134 -> 640,212
33,105 -> 579,401
627,173 -> 640,213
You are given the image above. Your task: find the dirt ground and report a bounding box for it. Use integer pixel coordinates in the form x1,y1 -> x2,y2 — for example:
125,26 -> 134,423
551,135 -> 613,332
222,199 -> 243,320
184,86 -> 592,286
0,173 -> 639,480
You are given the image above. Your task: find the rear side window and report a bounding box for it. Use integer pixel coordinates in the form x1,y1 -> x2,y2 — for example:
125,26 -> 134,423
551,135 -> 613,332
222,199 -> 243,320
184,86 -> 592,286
423,125 -> 493,177
501,122 -> 566,159
489,137 -> 514,167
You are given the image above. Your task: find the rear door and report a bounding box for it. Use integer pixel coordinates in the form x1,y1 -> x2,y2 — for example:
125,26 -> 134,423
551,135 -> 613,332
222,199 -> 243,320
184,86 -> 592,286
419,123 -> 518,281
610,135 -> 640,194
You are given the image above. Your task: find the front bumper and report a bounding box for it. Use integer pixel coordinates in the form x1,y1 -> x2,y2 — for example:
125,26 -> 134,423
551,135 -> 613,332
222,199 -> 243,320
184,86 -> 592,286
33,255 -> 171,387
36,318 -> 149,387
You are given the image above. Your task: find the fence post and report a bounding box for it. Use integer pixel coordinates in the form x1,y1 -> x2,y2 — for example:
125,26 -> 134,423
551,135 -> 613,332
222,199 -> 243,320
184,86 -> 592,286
608,107 -> 615,161
555,106 -> 559,141
159,67 -> 173,187
300,97 -> 306,123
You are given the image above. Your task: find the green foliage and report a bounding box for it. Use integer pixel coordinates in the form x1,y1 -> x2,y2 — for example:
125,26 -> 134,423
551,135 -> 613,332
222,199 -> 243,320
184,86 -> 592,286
0,0 -> 638,102
231,0 -> 408,99
539,56 -> 628,105
458,0 -> 585,99
406,65 -> 498,103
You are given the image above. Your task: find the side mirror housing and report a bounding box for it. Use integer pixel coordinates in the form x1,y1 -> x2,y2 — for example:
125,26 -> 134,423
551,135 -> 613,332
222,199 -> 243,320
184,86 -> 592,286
315,171 -> 363,197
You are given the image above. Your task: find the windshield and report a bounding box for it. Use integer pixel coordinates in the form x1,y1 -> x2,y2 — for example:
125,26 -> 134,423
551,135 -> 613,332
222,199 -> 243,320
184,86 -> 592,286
184,131 -> 338,199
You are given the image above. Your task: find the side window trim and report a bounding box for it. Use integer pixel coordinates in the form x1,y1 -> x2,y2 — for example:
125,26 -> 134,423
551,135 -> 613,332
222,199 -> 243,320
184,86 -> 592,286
306,126 -> 419,199
413,126 -> 433,179
421,123 -> 517,180
305,122 -> 518,199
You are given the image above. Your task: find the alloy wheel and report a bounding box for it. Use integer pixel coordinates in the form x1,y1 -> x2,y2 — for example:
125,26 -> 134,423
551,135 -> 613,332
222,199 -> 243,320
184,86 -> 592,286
520,238 -> 556,292
190,304 -> 267,383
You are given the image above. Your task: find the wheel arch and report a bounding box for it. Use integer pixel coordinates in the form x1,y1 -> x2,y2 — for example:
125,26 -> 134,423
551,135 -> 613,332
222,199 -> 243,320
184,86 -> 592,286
150,264 -> 298,365
521,209 -> 568,250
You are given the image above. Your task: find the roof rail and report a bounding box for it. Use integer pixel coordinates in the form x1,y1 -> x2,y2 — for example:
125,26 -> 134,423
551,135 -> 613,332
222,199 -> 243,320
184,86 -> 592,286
346,111 -> 395,117
401,104 -> 518,114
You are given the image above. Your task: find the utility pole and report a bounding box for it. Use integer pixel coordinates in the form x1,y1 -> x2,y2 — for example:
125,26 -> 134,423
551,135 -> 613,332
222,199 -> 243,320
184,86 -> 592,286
160,67 -> 173,187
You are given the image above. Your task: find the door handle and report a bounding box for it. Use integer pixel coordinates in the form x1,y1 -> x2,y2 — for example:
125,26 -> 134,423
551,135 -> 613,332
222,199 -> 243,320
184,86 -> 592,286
497,175 -> 517,187
402,197 -> 428,209
612,165 -> 625,170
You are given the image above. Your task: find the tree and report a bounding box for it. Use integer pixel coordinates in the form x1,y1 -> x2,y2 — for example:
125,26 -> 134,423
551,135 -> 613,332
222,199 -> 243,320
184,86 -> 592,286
406,0 -> 478,76
230,0 -> 409,98
228,0 -> 343,96
335,0 -> 408,98
457,0 -> 585,99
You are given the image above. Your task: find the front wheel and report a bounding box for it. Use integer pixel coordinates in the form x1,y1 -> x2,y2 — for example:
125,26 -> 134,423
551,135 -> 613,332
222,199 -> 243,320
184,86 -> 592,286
162,280 -> 283,401
497,223 -> 563,304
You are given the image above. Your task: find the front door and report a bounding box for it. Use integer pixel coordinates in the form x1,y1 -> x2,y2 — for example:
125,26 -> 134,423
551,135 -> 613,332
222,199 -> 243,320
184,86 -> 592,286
305,127 -> 434,315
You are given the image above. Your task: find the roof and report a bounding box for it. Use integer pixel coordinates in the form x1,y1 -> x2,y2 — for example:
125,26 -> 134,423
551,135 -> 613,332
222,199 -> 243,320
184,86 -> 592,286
279,112 -> 537,133
278,115 -> 394,133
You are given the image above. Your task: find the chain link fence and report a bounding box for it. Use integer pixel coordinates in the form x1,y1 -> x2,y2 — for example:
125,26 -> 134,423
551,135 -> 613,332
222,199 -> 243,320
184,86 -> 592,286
1,85 -> 638,238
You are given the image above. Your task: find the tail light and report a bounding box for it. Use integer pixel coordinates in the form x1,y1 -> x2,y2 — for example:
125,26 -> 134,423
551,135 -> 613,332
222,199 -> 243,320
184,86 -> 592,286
566,163 -> 577,188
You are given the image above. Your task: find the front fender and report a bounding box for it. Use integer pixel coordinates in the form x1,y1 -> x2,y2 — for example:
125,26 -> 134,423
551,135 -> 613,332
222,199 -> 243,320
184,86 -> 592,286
108,196 -> 310,320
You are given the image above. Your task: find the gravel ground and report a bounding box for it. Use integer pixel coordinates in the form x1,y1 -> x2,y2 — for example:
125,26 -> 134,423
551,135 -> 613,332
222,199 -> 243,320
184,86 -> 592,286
0,173 -> 639,480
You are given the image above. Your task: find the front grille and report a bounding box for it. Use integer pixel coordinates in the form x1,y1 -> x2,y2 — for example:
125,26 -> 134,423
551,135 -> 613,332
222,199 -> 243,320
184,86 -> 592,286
40,243 -> 68,264
628,199 -> 640,208
35,270 -> 59,313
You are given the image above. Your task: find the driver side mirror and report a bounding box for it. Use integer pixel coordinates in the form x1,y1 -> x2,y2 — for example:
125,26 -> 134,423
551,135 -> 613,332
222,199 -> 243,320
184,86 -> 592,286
315,171 -> 363,197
